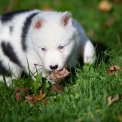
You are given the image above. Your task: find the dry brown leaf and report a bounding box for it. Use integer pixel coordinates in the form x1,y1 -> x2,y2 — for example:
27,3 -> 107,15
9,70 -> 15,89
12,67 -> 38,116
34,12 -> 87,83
107,94 -> 120,106
38,89 -> 46,100
98,0 -> 113,12
113,0 -> 121,3
51,84 -> 65,94
15,87 -> 46,104
31,95 -> 40,104
50,67 -> 70,82
103,17 -> 115,28
15,92 -> 22,101
42,4 -> 53,10
25,95 -> 33,103
25,89 -> 46,104
15,87 -> 29,101
25,95 -> 37,104
106,65 -> 121,75
14,87 -> 29,96
118,115 -> 122,122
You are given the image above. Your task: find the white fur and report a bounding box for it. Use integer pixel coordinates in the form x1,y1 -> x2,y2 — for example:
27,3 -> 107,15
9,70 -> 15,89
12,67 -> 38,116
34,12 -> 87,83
0,10 -> 96,85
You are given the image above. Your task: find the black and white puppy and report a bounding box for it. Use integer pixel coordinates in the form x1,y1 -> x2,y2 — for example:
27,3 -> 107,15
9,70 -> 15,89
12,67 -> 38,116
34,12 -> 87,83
0,10 -> 95,85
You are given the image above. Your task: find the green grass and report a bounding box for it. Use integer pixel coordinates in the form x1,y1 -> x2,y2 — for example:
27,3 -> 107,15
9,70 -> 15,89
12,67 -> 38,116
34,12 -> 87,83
0,0 -> 122,121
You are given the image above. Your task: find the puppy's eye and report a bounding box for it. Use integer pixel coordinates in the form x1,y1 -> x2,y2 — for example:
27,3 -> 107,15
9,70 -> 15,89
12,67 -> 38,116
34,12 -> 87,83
58,46 -> 64,49
41,48 -> 46,51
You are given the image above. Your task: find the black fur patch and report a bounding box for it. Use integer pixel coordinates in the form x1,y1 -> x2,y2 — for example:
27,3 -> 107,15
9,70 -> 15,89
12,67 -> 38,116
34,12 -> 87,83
0,10 -> 30,23
1,41 -> 22,67
0,61 -> 11,76
21,13 -> 38,51
9,26 -> 13,34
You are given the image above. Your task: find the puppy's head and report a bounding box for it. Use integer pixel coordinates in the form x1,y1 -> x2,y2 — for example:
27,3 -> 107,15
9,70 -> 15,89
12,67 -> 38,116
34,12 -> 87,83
30,11 -> 77,71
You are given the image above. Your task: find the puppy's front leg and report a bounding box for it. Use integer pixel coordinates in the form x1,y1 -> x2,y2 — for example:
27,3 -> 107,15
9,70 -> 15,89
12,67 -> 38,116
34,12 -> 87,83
83,40 -> 96,64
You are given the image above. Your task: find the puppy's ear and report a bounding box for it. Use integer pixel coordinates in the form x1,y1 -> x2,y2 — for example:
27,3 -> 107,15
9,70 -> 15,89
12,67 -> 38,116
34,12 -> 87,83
61,12 -> 72,26
32,17 -> 45,29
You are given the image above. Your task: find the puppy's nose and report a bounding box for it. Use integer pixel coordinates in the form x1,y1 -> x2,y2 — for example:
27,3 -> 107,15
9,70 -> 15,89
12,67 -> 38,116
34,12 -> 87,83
50,65 -> 58,70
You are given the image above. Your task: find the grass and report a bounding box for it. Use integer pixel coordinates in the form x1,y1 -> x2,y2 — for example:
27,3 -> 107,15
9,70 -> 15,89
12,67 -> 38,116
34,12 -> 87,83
0,0 -> 122,121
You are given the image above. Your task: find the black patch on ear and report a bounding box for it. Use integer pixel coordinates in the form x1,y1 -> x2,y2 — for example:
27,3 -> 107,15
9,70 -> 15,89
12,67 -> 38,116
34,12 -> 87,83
0,10 -> 30,23
21,13 -> 38,51
1,41 -> 22,67
0,61 -> 11,76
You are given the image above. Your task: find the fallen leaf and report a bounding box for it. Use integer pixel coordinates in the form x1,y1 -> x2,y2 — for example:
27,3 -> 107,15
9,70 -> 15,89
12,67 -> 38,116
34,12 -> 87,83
15,87 -> 46,104
42,4 -> 53,10
98,0 -> 113,12
25,95 -> 38,104
25,89 -> 46,104
14,87 -> 29,96
32,95 -> 40,104
113,0 -> 121,3
107,94 -> 120,106
25,95 -> 33,103
103,17 -> 116,28
106,65 -> 121,75
14,87 -> 29,101
118,115 -> 122,122
51,84 -> 65,94
50,67 -> 70,82
15,92 -> 22,101
39,89 -> 46,99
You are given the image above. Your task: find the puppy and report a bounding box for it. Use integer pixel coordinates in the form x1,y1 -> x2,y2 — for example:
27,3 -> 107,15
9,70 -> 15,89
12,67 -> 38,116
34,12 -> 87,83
0,10 -> 96,85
